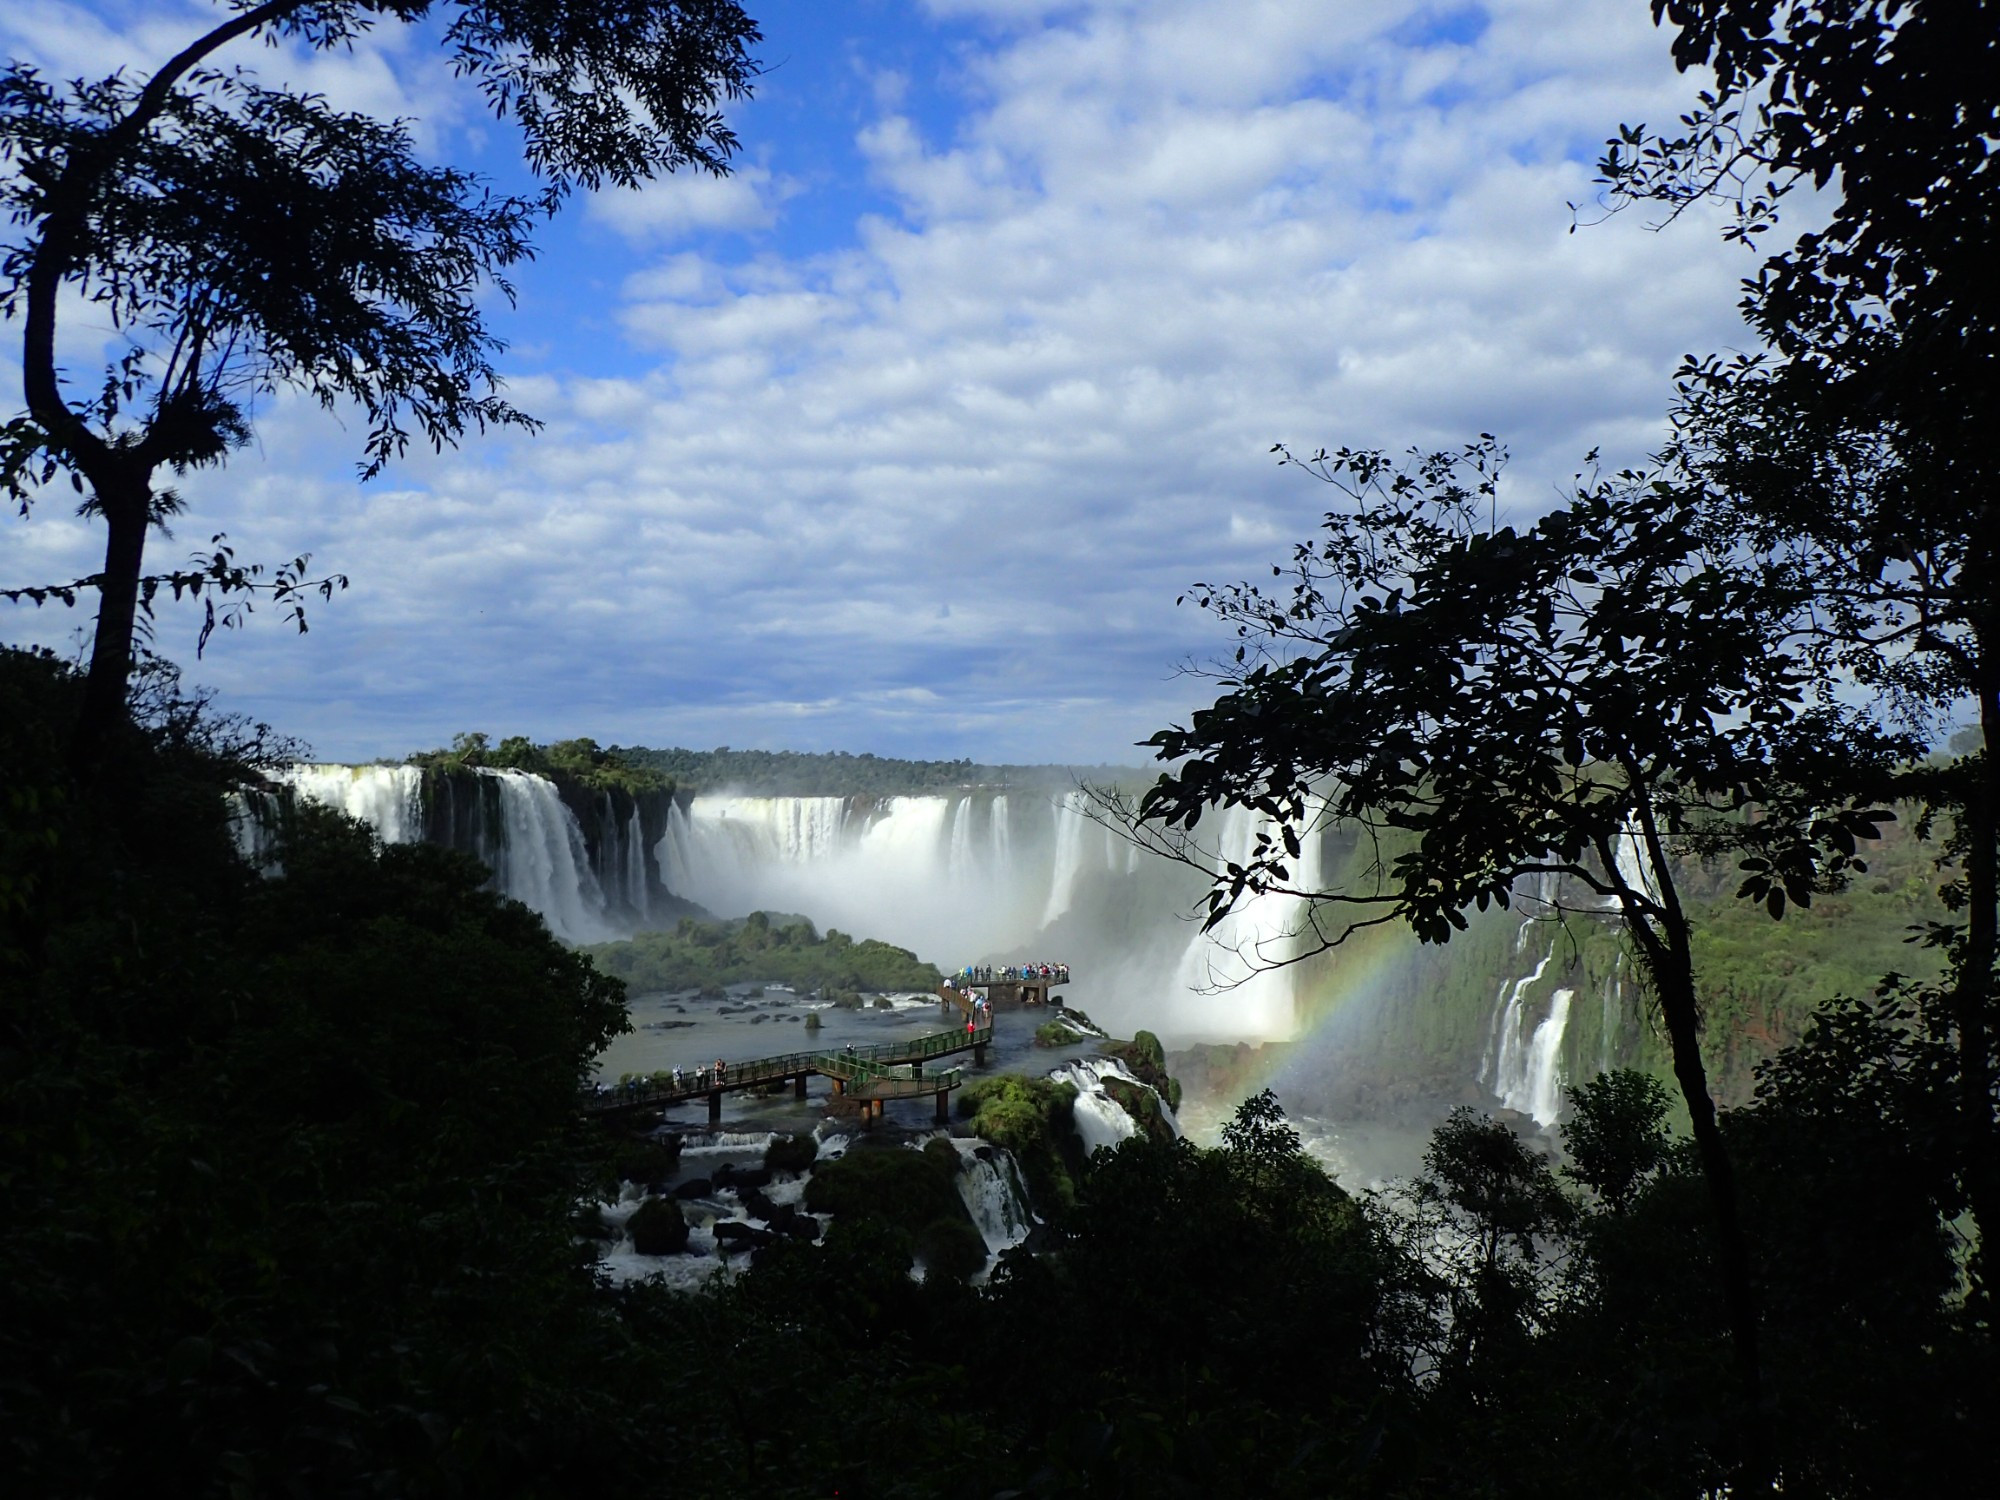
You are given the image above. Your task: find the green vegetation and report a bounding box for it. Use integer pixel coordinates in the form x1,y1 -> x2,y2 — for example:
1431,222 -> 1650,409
1105,1028 -> 1183,1112
606,743 -> 1147,795
957,1073 -> 1085,1217
1,647 -> 648,1493
409,731 -> 671,797
1,1 -> 759,768
583,910 -> 940,994
800,1144 -> 982,1280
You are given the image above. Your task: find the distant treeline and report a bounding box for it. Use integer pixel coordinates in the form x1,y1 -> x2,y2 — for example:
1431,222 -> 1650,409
607,743 -> 1150,796
407,732 -> 670,796
583,911 -> 941,994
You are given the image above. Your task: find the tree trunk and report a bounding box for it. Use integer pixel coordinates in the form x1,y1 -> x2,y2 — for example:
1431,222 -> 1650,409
1955,651 -> 1999,1321
69,470 -> 154,771
1622,788 -> 1769,1483
1654,957 -> 1767,1479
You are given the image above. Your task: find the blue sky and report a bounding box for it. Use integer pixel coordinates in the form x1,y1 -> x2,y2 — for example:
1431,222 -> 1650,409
1,1 -> 1764,765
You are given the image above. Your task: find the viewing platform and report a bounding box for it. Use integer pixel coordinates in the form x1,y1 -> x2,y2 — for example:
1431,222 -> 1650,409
583,1019 -> 992,1126
955,964 -> 1070,1009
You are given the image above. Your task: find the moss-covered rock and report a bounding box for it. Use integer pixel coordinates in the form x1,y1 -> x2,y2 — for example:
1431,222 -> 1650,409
957,1074 -> 1084,1218
628,1197 -> 690,1255
1106,1031 -> 1183,1113
765,1132 -> 820,1176
803,1143 -> 970,1246
1102,1076 -> 1177,1145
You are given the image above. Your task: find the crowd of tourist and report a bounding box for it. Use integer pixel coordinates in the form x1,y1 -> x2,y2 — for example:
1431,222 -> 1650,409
956,961 -> 1070,984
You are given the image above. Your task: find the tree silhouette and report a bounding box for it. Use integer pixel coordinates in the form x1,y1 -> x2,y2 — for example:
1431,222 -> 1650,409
1601,0 -> 2000,1314
1,1 -> 761,766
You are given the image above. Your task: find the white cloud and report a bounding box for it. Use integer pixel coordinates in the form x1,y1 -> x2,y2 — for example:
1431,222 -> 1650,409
3,1 -> 1771,767
588,165 -> 788,241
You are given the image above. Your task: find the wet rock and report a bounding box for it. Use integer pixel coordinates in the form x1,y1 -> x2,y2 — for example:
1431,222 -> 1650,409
671,1177 -> 713,1200
713,1220 -> 775,1250
713,1163 -> 772,1192
628,1198 -> 690,1256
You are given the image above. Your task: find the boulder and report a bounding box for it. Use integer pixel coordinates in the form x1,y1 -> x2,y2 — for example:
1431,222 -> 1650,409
713,1220 -> 776,1250
671,1177 -> 713,1200
628,1198 -> 689,1256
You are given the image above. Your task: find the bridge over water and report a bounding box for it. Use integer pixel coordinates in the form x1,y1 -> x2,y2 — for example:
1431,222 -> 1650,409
584,1009 -> 994,1126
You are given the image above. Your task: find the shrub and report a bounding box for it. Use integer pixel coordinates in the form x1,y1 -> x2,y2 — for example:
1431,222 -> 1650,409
917,1216 -> 988,1284
804,1145 -> 968,1246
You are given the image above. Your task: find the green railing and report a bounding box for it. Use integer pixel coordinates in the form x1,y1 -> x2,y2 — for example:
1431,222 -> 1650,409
580,1020 -> 991,1114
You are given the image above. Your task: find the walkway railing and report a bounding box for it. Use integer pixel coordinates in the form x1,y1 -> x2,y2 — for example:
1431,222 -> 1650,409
581,1020 -> 992,1115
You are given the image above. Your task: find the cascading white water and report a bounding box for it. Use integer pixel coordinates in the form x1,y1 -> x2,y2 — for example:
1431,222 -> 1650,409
1052,1060 -> 1139,1154
1040,792 -> 1091,926
1050,1057 -> 1181,1155
948,797 -> 975,878
1169,803 -> 1325,1041
626,805 -> 650,926
1481,947 -> 1554,1093
269,763 -> 629,944
1513,988 -> 1575,1125
657,792 -> 1062,963
483,769 -> 617,944
947,1138 -> 1036,1256
281,764 -> 426,843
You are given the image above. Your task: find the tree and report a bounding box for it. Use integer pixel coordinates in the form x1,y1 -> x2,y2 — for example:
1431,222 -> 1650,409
1,1 -> 761,766
1123,440 -> 1905,1476
1600,0 -> 2000,1314
1560,1067 -> 1672,1215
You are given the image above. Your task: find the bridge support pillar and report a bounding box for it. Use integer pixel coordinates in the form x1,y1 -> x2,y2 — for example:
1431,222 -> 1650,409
832,1077 -> 845,1096
935,1090 -> 949,1125
794,1073 -> 808,1100
973,1043 -> 986,1066
707,1090 -> 721,1126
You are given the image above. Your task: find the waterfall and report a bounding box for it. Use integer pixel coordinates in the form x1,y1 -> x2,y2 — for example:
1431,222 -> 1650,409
1481,945 -> 1554,1091
1040,792 -> 1090,926
655,792 -> 1077,963
280,764 -> 426,843
1050,1057 -> 1181,1155
263,764 -> 633,944
626,804 -> 650,925
947,1139 -> 1036,1255
948,796 -> 975,878
482,769 -> 616,943
1169,803 -> 1324,1040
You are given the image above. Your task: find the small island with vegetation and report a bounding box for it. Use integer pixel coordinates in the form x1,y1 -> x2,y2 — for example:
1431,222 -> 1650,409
583,911 -> 941,995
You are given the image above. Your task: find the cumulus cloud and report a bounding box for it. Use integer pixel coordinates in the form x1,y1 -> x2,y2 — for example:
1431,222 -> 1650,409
3,1 -> 1765,766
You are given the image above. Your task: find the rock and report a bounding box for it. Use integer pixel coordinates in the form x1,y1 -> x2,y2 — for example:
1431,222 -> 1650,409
671,1177 -> 713,1200
742,1186 -> 778,1221
628,1197 -> 689,1256
714,1164 -> 772,1192
713,1220 -> 775,1250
